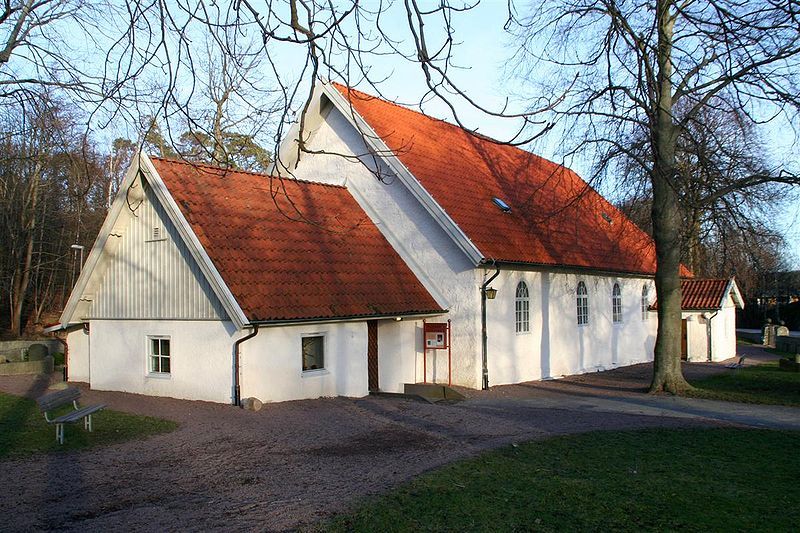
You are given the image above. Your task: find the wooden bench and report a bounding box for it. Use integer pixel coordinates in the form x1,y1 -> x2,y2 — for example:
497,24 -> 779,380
37,387 -> 106,445
725,356 -> 747,369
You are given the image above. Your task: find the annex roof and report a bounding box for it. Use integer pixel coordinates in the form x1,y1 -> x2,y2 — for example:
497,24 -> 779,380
330,83 -> 690,277
679,278 -> 744,311
149,157 -> 444,323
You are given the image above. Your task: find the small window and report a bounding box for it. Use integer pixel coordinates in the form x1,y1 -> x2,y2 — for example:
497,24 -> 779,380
152,227 -> 161,240
641,285 -> 650,321
492,197 -> 511,212
148,336 -> 170,374
577,281 -> 589,326
515,281 -> 530,334
612,283 -> 623,324
302,336 -> 325,371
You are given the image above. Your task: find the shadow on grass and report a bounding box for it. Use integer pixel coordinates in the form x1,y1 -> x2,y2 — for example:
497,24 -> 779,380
0,374 -> 52,457
0,384 -> 178,460
688,362 -> 800,406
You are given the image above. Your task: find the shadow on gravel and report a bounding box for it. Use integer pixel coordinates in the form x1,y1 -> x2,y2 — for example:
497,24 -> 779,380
523,380 -> 650,395
308,427 -> 441,457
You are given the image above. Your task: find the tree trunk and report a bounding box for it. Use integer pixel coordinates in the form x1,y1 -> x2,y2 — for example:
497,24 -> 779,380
10,223 -> 34,337
650,174 -> 691,393
9,159 -> 42,337
687,211 -> 701,274
649,0 -> 692,394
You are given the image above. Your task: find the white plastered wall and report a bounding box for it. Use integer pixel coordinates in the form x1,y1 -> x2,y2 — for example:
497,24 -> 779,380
487,271 -> 657,385
378,320 -> 417,393
683,313 -> 707,362
377,318 -> 457,393
66,327 -> 91,383
89,319 -> 237,403
712,298 -> 738,361
284,103 -> 482,388
239,321 -> 368,402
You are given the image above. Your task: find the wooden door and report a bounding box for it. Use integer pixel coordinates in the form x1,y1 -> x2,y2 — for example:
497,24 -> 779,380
367,320 -> 379,391
681,319 -> 688,361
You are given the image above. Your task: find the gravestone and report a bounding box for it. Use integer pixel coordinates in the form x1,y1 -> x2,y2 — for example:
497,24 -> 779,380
27,344 -> 49,361
763,319 -> 776,347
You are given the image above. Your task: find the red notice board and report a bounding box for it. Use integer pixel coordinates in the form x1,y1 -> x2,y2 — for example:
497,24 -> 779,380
424,322 -> 448,349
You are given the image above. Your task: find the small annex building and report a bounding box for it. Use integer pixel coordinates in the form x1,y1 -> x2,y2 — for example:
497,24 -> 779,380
677,278 -> 744,362
53,155 -> 445,403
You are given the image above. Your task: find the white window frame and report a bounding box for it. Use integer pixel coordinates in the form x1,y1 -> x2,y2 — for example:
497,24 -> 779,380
612,283 -> 623,324
577,281 -> 589,326
642,285 -> 650,321
301,334 -> 326,373
147,335 -> 171,376
515,281 -> 530,334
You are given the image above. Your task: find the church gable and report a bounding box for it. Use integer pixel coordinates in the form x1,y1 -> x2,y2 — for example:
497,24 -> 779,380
85,178 -> 229,321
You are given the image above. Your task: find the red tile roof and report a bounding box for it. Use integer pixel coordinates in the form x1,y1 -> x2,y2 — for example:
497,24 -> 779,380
679,279 -> 733,310
150,157 -> 444,322
332,83 -> 691,277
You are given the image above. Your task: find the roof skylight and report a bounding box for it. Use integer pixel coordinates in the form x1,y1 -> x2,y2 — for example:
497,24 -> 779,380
492,197 -> 511,213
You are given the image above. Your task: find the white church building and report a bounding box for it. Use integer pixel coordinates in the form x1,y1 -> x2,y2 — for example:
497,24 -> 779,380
51,81 -> 734,404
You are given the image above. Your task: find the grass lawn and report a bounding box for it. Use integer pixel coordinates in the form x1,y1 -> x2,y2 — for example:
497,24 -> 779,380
687,361 -> 800,406
321,428 -> 799,532
0,391 -> 178,459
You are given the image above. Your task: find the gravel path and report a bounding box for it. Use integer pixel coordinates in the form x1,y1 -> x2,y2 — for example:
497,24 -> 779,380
0,346 -> 790,532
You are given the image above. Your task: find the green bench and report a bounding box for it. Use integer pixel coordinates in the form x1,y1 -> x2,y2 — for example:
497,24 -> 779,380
37,387 -> 106,444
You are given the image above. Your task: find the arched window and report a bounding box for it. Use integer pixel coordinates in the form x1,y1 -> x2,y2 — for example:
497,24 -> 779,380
612,283 -> 623,324
576,281 -> 589,325
641,285 -> 650,321
515,281 -> 530,333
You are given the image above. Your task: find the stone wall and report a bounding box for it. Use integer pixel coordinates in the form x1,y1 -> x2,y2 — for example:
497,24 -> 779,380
0,356 -> 54,375
0,340 -> 61,362
776,335 -> 800,355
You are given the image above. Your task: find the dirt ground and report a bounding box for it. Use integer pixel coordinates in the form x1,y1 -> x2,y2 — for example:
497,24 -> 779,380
0,350 -> 779,532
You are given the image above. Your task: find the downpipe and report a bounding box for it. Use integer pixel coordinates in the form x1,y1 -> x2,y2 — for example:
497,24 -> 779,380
481,262 -> 500,390
233,325 -> 259,407
705,311 -> 718,362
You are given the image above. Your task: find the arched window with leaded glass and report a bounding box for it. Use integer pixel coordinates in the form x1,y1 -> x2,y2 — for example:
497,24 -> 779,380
515,281 -> 530,333
612,283 -> 623,324
576,281 -> 589,325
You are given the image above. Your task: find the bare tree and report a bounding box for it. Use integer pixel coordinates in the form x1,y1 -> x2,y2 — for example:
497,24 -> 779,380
101,1 -> 549,167
616,102 -> 794,296
174,28 -> 276,171
507,0 -> 800,393
0,97 -> 109,335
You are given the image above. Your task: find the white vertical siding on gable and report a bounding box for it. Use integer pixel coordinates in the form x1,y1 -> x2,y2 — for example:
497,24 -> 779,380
90,185 -> 228,320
